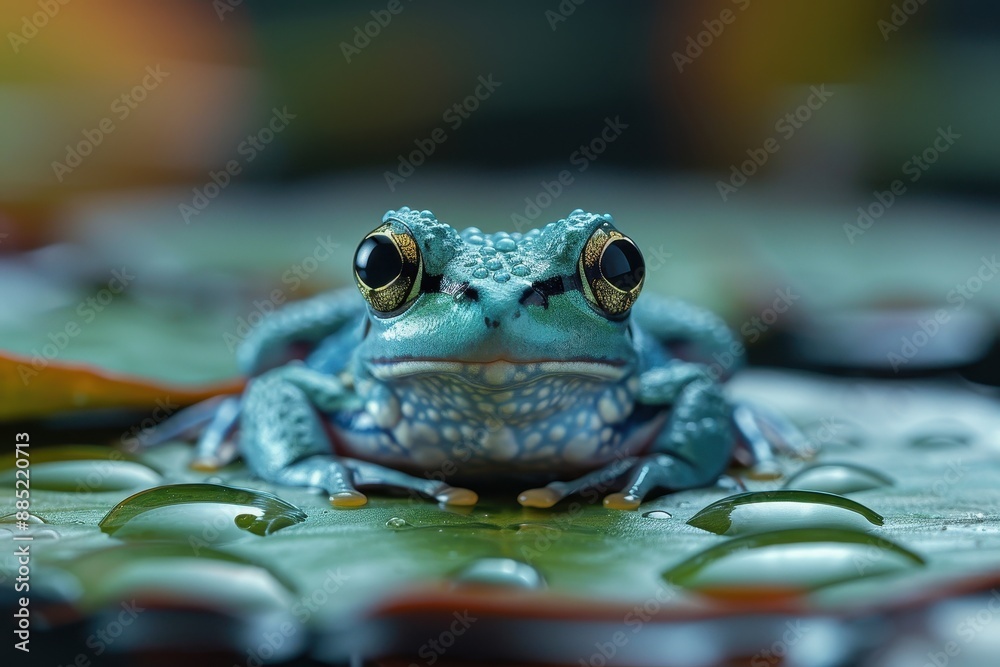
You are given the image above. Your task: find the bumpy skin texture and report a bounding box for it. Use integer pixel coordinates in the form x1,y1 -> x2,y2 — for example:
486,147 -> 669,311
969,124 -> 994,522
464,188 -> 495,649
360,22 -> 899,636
198,208 -> 743,510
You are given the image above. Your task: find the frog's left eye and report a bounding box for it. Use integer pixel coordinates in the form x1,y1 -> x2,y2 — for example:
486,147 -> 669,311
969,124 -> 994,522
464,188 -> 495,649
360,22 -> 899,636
578,224 -> 645,317
354,221 -> 422,315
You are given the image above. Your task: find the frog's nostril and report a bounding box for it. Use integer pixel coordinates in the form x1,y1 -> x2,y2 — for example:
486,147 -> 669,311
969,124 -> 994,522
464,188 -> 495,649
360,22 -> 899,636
484,317 -> 501,329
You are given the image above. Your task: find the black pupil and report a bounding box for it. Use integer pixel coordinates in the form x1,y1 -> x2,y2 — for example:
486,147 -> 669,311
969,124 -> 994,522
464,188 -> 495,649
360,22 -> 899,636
355,235 -> 402,288
600,239 -> 644,290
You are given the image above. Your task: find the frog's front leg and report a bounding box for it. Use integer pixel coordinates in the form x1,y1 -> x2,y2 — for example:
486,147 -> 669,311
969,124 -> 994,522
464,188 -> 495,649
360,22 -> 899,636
519,363 -> 733,510
241,363 -> 477,507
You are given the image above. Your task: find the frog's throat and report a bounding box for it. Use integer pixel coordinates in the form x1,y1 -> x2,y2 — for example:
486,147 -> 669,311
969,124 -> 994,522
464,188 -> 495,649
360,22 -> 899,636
366,359 -> 628,388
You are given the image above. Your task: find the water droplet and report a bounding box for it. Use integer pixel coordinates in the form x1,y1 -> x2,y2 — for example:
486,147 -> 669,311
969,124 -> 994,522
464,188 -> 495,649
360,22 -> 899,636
495,238 -> 517,252
663,528 -> 924,592
0,512 -> 46,524
910,427 -> 971,449
472,267 -> 488,279
687,490 -> 884,536
643,510 -> 673,520
386,517 -> 412,530
453,558 -> 545,590
1,459 -> 161,492
784,463 -> 893,494
511,264 -> 530,277
99,483 -> 307,542
65,543 -> 298,614
493,271 -> 511,283
485,258 -> 503,271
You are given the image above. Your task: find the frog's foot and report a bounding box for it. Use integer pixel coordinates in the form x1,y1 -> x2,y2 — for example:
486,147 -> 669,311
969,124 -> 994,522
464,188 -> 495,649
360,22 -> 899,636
732,403 -> 811,480
520,370 -> 735,511
517,453 -> 713,510
518,457 -> 634,508
273,456 -> 478,508
241,364 -> 478,507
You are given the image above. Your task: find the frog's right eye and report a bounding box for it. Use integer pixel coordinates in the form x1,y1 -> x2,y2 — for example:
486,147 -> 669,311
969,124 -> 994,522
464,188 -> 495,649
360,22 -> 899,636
354,221 -> 423,315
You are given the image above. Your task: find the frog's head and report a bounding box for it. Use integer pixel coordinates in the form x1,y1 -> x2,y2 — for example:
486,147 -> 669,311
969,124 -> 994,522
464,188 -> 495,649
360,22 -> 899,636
352,207 -> 645,390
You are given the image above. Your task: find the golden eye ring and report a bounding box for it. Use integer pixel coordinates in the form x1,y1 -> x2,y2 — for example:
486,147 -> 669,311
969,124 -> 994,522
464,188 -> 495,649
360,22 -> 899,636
578,224 -> 645,317
354,220 -> 422,314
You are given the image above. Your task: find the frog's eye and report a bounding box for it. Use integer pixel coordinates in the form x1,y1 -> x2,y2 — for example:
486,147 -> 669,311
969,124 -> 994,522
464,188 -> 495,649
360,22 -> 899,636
354,220 -> 422,315
578,224 -> 645,318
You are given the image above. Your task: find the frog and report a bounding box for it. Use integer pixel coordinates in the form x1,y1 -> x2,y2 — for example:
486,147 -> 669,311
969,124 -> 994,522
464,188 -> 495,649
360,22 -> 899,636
178,207 -> 790,510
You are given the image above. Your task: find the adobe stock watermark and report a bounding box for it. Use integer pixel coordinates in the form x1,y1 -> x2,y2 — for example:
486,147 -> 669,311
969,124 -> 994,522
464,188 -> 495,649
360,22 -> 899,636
578,585 -> 679,667
706,287 -> 800,380
408,611 -> 477,667
509,116 -> 628,231
233,567 -> 350,667
120,397 -> 180,451
922,589 -> 1000,667
384,74 -> 501,192
545,0 -> 586,31
51,65 -> 170,182
878,0 -> 930,42
179,106 -> 296,224
750,620 -> 811,667
844,126 -> 960,244
7,0 -> 72,54
222,235 -> 340,353
672,0 -> 751,73
717,84 -> 834,201
339,0 -> 414,62
212,0 -> 244,21
16,267 -> 135,385
886,254 -> 996,372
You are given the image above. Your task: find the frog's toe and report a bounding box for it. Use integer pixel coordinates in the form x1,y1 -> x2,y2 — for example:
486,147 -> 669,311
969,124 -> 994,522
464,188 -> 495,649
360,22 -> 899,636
433,486 -> 479,506
602,492 -> 643,510
330,489 -> 368,507
518,486 -> 564,508
602,454 -> 694,511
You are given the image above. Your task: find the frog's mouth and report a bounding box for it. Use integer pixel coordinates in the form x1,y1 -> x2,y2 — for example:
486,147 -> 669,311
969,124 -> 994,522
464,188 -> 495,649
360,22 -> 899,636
367,358 -> 628,388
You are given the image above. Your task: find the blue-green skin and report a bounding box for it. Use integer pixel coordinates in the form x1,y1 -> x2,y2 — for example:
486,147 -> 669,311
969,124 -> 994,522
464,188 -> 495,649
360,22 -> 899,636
199,208 -> 741,509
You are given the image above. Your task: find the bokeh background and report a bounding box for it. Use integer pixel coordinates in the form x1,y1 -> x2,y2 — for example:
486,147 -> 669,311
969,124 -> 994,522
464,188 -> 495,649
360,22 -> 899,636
3,0 -> 1000,391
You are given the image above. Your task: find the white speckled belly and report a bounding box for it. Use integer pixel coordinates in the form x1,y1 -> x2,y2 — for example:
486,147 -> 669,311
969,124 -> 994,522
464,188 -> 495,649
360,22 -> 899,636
331,361 -> 653,478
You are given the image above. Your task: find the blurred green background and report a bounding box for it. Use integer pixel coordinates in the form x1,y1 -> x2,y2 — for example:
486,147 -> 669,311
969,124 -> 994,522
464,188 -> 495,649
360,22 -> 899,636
2,0 -> 999,385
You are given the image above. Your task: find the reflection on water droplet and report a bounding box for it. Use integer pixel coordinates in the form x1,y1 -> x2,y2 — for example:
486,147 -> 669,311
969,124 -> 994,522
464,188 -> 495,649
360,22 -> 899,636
687,490 -> 884,536
1,460 -> 161,492
386,517 -> 412,530
0,525 -> 59,540
784,463 -> 893,495
66,543 -> 297,614
453,558 -> 545,590
1,512 -> 46,524
642,511 -> 673,520
663,528 -> 923,591
99,483 -> 306,542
